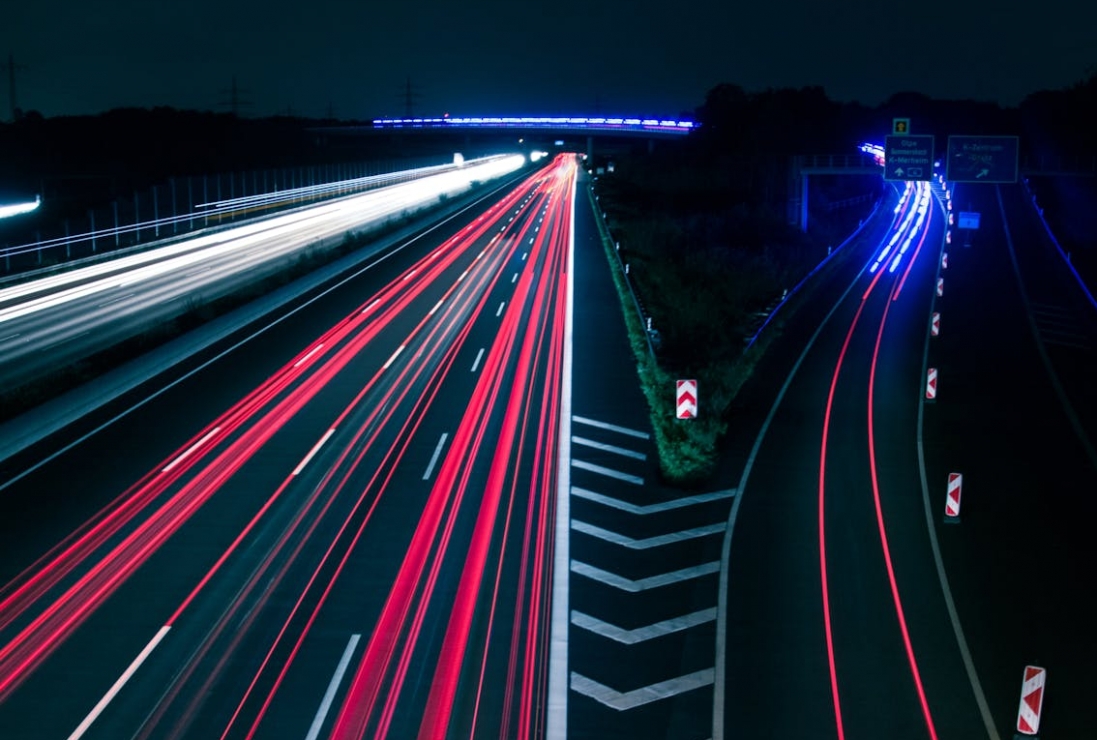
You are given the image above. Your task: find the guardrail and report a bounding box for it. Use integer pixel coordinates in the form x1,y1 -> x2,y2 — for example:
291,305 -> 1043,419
586,183 -> 656,359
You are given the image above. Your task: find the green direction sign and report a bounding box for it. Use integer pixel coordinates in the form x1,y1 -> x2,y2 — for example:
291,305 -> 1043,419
946,136 -> 1019,183
884,135 -> 934,181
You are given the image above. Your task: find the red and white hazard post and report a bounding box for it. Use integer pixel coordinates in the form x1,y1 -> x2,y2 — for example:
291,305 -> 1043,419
937,277 -> 944,296
676,379 -> 698,419
942,252 -> 949,269
925,368 -> 938,402
944,472 -> 962,523
931,312 -> 940,337
1016,665 -> 1046,735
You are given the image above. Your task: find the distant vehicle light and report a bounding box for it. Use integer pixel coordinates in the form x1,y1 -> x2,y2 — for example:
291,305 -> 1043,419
0,196 -> 41,220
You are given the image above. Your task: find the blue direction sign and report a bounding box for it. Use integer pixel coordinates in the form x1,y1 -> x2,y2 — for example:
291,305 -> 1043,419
946,135 -> 1019,183
884,135 -> 934,181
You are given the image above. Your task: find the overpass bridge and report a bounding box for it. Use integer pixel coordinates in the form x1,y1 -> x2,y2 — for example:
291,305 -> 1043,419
312,115 -> 698,159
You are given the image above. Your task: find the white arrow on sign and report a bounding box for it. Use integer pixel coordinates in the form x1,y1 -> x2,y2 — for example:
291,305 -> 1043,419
895,167 -> 905,177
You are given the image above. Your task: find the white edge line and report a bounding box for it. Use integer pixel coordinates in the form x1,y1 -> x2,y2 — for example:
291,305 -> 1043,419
293,428 -> 336,476
67,625 -> 172,740
422,432 -> 449,481
382,344 -> 405,370
713,192 -> 889,740
304,633 -> 361,740
546,163 -> 575,740
162,426 -> 220,473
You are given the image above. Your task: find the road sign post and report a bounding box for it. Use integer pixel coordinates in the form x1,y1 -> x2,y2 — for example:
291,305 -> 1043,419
885,135 -> 935,181
946,136 -> 1019,183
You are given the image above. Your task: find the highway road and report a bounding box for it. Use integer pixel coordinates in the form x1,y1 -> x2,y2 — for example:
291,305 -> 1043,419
720,175 -> 1097,739
0,155 -> 526,397
0,154 -> 576,739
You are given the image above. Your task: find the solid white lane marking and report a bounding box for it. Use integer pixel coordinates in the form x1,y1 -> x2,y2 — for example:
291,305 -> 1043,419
572,520 -> 725,549
571,436 -> 646,460
572,486 -> 734,514
162,427 -> 221,473
571,415 -> 649,440
294,343 -> 324,368
304,634 -> 361,740
67,625 -> 171,740
571,459 -> 643,485
570,668 -> 714,710
422,433 -> 448,481
571,608 -> 716,644
471,348 -> 485,372
496,302 -> 505,317
293,428 -> 336,476
571,560 -> 720,592
546,170 -> 576,740
382,345 -> 404,369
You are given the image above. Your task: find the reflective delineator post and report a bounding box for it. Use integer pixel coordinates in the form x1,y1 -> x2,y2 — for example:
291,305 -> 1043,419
931,312 -> 940,337
926,368 -> 938,402
937,277 -> 944,297
1015,665 -> 1046,735
944,472 -> 962,523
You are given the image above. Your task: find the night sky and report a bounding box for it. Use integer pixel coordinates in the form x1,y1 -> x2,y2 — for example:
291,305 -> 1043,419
5,0 -> 1096,120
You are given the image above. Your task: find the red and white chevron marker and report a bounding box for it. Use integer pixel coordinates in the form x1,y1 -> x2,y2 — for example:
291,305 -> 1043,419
1016,665 -> 1046,735
942,252 -> 949,269
925,368 -> 938,401
937,277 -> 944,296
931,312 -> 940,336
944,472 -> 962,522
676,379 -> 698,419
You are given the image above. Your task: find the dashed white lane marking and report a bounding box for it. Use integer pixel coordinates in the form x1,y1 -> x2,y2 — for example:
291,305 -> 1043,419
67,626 -> 172,740
163,427 -> 221,473
572,520 -> 725,549
570,668 -> 714,710
304,634 -> 361,740
293,428 -> 336,476
471,348 -> 485,372
422,433 -> 448,481
571,607 -> 716,644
